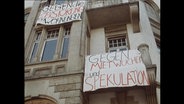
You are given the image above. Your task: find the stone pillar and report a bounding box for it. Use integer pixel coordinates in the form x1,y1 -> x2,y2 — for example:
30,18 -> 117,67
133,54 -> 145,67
25,0 -> 41,47
67,21 -> 82,71
129,2 -> 140,33
138,44 -> 152,66
138,44 -> 157,104
53,26 -> 64,60
145,66 -> 158,104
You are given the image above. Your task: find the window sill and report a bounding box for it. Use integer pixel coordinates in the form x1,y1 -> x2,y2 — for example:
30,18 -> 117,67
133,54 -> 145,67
25,58 -> 68,66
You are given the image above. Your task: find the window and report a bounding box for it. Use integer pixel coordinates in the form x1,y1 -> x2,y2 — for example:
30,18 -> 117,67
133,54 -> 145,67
61,26 -> 71,58
27,23 -> 72,64
153,33 -> 160,54
105,24 -> 128,53
41,29 -> 59,61
29,32 -> 41,63
46,0 -> 51,6
25,7 -> 31,26
24,13 -> 29,22
55,0 -> 69,5
108,36 -> 128,52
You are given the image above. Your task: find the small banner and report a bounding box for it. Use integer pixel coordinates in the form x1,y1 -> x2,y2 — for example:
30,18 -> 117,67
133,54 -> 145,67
83,49 -> 150,92
36,1 -> 85,25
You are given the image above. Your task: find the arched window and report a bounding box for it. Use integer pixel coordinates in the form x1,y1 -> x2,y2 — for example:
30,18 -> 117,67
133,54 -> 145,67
25,97 -> 57,104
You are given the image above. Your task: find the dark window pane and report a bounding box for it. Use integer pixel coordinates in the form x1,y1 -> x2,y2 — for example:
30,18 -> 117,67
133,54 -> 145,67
118,43 -> 121,46
41,40 -> 57,61
122,38 -> 125,41
24,13 -> 29,21
56,0 -> 65,5
120,48 -> 127,51
36,33 -> 41,40
110,50 -> 116,53
114,43 -> 117,47
61,38 -> 69,58
118,39 -> 121,42
109,44 -> 113,48
30,43 -> 38,63
123,43 -> 126,46
109,40 -> 112,44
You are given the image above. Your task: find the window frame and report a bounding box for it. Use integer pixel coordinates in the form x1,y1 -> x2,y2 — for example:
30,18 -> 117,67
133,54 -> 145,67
40,29 -> 59,62
29,32 -> 41,63
60,25 -> 71,59
107,34 -> 128,53
41,38 -> 58,61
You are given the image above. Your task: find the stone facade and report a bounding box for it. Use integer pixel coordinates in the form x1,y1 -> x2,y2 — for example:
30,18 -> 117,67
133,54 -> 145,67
25,0 -> 160,104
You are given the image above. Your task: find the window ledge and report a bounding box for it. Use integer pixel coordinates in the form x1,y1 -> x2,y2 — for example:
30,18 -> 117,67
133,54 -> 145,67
25,58 -> 68,66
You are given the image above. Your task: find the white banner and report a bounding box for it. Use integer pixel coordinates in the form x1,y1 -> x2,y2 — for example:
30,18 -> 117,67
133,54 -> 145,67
36,1 -> 85,25
83,49 -> 149,92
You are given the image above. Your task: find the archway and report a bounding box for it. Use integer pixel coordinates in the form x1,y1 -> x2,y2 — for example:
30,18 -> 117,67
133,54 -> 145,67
25,96 -> 57,104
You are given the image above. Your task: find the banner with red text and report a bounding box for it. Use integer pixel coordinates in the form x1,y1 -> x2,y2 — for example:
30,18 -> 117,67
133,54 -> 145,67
36,1 -> 85,25
83,49 -> 149,92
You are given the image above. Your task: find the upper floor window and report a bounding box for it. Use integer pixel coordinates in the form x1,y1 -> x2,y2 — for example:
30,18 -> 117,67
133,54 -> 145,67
55,0 -> 73,5
55,0 -> 64,5
108,36 -> 128,52
41,29 -> 59,61
27,23 -> 72,64
61,26 -> 71,58
24,7 -> 31,26
105,24 -> 128,53
24,13 -> 29,22
29,32 -> 41,63
44,0 -> 51,5
153,33 -> 160,54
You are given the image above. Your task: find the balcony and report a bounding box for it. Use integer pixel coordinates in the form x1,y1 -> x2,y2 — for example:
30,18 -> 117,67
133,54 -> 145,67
86,1 -> 140,32
86,0 -> 138,9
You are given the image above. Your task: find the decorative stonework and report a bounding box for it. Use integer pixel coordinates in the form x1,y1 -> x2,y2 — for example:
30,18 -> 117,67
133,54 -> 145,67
31,66 -> 52,78
138,44 -> 152,66
25,63 -> 67,80
25,69 -> 31,77
25,98 -> 56,104
55,64 -> 65,74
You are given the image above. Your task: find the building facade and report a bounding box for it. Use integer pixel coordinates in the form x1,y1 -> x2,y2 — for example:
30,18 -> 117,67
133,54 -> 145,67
24,0 -> 160,104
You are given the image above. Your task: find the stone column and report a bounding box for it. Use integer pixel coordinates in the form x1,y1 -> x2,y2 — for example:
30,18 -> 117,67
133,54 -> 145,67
25,0 -> 41,47
53,26 -> 64,60
138,43 -> 157,104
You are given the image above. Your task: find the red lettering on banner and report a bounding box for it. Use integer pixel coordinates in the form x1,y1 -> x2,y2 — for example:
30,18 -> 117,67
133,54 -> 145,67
127,72 -> 136,85
90,63 -> 102,71
84,70 -> 149,91
83,50 -> 149,92
113,73 -> 121,86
